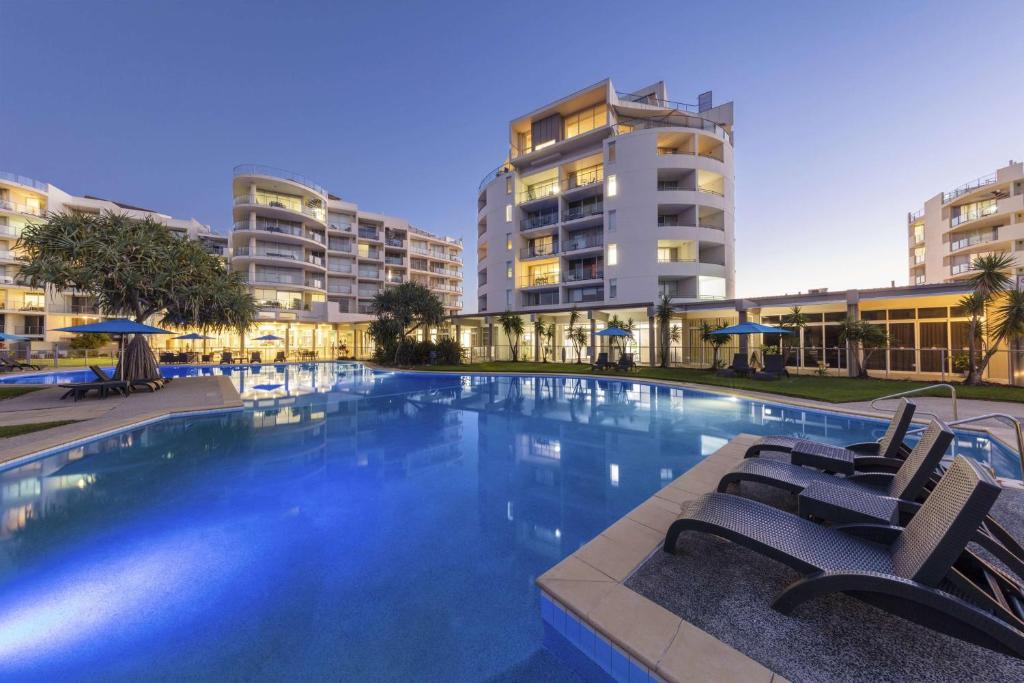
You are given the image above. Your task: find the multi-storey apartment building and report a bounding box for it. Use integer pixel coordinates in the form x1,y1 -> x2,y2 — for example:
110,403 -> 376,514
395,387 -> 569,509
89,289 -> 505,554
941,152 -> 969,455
476,79 -> 734,314
230,165 -> 463,327
0,170 -> 225,353
908,160 -> 1024,285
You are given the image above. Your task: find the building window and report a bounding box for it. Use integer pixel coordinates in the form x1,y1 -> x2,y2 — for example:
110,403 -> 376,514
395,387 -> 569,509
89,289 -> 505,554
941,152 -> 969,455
564,103 -> 608,139
506,260 -> 513,279
608,209 -> 616,233
506,177 -> 512,194
506,233 -> 512,250
609,278 -> 617,299
478,294 -> 487,312
506,289 -> 514,308
607,243 -> 618,266
505,204 -> 512,222
607,141 -> 615,163
607,175 -> 617,197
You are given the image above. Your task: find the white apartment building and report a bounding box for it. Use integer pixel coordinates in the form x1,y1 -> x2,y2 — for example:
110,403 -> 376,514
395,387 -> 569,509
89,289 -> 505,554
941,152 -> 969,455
230,165 -> 462,352
908,160 -> 1024,285
476,79 -> 734,314
0,170 -> 226,353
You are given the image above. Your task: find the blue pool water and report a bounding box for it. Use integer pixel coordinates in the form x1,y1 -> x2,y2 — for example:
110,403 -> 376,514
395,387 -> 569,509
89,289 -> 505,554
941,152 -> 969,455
0,365 -> 1018,681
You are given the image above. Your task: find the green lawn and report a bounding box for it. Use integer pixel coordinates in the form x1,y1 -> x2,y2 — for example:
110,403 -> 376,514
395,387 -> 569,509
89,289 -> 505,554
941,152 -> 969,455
0,420 -> 78,438
417,361 -> 1024,404
0,386 -> 42,401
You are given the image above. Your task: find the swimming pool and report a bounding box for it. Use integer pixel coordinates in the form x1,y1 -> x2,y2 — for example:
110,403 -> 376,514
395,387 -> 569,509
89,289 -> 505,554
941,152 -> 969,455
0,367 -> 1018,681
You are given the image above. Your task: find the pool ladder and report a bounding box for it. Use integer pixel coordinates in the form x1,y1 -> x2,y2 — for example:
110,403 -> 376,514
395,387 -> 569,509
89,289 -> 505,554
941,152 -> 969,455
871,385 -> 1024,482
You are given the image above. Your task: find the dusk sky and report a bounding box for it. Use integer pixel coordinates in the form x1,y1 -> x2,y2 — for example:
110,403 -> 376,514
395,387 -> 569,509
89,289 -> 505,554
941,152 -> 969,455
3,0 -> 1022,312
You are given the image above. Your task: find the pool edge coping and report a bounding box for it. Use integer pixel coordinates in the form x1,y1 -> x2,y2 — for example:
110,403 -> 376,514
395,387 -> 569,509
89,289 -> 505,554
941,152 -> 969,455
536,433 -> 783,682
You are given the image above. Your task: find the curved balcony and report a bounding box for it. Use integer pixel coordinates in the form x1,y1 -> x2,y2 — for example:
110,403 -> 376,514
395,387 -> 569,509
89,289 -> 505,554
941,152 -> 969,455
233,164 -> 327,197
0,198 -> 44,217
614,114 -> 730,142
239,273 -> 326,292
0,171 -> 48,192
231,221 -> 326,248
233,194 -> 326,225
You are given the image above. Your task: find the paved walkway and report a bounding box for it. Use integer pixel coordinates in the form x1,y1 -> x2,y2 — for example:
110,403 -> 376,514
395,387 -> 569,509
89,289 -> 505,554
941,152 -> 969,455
0,376 -> 242,466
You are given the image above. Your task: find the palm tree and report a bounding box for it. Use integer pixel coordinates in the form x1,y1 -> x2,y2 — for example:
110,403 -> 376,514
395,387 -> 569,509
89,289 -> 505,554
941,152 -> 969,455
533,319 -> 551,362
699,321 -> 731,369
498,312 -> 524,362
837,318 -> 888,378
961,253 -> 1016,384
655,294 -> 674,368
567,307 -> 586,363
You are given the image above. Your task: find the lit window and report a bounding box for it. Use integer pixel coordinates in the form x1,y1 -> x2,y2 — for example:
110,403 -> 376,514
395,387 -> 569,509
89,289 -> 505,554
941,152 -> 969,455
505,204 -> 512,222
607,141 -> 616,163
609,463 -> 620,487
607,243 -> 618,266
608,209 -> 616,233
607,174 -> 617,197
506,177 -> 512,194
506,289 -> 514,308
506,261 -> 513,279
609,278 -> 617,299
505,233 -> 512,250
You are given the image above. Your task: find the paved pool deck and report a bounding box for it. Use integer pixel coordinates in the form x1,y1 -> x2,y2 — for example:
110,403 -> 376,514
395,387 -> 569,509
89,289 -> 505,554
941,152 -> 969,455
0,376 -> 242,466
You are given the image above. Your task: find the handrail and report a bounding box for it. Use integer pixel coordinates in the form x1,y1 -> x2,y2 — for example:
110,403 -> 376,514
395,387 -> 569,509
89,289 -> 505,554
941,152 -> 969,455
869,383 -> 958,421
907,413 -> 1024,480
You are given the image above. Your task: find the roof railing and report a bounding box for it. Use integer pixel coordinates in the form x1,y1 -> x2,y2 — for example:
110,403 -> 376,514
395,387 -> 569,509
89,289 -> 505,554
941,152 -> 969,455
233,164 -> 327,197
943,172 -> 998,204
0,171 -> 47,191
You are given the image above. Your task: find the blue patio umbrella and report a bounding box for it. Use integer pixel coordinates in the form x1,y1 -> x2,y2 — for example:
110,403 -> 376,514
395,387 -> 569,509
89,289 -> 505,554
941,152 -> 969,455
0,332 -> 29,342
173,332 -> 212,340
707,322 -> 793,336
595,327 -> 633,337
253,334 -> 283,341
53,319 -> 173,335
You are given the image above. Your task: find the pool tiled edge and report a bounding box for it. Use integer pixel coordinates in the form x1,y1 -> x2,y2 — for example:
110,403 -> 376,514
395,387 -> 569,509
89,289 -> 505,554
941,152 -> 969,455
537,434 -> 784,683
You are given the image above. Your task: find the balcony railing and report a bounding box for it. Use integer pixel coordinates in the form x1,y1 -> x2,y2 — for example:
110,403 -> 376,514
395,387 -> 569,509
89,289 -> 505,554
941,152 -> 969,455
944,172 -> 998,204
306,255 -> 324,267
0,199 -> 44,217
233,164 -> 327,197
245,273 -> 304,286
657,181 -> 682,191
521,211 -> 559,231
615,115 -> 729,141
384,256 -> 405,266
520,243 -> 559,259
305,278 -> 324,289
329,242 -> 352,253
563,235 -> 603,252
328,263 -> 353,273
0,171 -> 47,191
950,201 -> 999,227
328,284 -> 353,294
950,230 -> 997,252
358,269 -> 382,279
233,195 -> 325,222
563,166 -> 603,191
358,228 -> 381,240
908,208 -> 925,223
951,262 -> 975,275
911,254 -> 926,265
524,292 -> 560,306
234,247 -> 300,261
385,238 -> 404,247
565,290 -> 603,304
518,180 -> 559,204
0,250 -> 15,260
562,269 -> 603,282
0,275 -> 15,285
615,91 -> 700,113
519,274 -> 559,288
697,186 -> 724,197
233,220 -> 324,243
0,226 -> 21,238
657,256 -> 697,263
562,203 -> 603,222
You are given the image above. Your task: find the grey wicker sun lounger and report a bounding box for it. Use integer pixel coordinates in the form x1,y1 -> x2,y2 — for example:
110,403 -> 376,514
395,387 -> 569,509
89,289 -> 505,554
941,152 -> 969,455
719,419 -> 953,508
743,398 -> 917,474
90,365 -> 163,392
665,456 -> 1024,658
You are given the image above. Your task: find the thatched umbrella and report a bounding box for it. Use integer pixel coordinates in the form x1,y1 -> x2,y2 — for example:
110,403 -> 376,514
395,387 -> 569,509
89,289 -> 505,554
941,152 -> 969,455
53,319 -> 173,381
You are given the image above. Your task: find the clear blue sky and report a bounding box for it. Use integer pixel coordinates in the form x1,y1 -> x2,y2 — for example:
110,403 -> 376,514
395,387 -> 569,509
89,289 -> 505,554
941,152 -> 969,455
3,0 -> 1022,311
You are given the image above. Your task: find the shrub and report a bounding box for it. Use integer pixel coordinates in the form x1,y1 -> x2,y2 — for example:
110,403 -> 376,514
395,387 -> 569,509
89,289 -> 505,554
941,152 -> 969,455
435,338 -> 463,365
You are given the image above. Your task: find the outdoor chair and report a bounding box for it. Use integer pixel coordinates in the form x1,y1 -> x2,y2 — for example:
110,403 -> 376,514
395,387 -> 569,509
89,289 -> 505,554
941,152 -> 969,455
590,352 -> 609,371
159,352 -> 175,363
743,399 -> 917,474
274,351 -> 287,363
90,365 -> 162,392
753,354 -> 788,380
664,455 -> 1024,659
718,419 -> 953,512
716,353 -> 751,377
220,351 -> 234,364
175,352 -> 189,364
0,356 -> 42,371
201,354 -> 212,363
249,352 -> 262,364
60,379 -> 129,401
615,353 -> 637,372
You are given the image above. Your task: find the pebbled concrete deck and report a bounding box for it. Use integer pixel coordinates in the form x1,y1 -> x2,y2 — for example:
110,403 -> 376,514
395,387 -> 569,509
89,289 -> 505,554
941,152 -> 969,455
0,376 -> 242,466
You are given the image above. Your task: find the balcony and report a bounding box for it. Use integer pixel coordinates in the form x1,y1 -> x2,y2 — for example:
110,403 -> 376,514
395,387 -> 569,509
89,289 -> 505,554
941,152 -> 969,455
234,247 -> 300,261
657,255 -> 697,264
521,211 -> 559,231
386,274 -> 405,284
563,234 -> 603,252
523,291 -> 560,306
950,229 -> 998,252
0,225 -> 21,239
614,114 -> 729,142
519,273 -> 559,288
520,243 -> 558,259
562,268 -> 603,283
328,283 -> 353,295
305,255 -> 324,267
950,201 -> 999,227
951,263 -> 975,276
305,278 -> 324,289
564,288 -> 603,304
233,220 -> 324,244
0,199 -> 44,217
233,195 -> 325,223
358,269 -> 382,280
562,165 -> 603,193
384,256 -> 405,266
910,254 -> 926,265
243,272 -> 305,286
943,172 -> 998,204
0,171 -> 48,191
562,202 -> 603,223
233,164 -> 327,197
327,263 -> 353,274
385,238 -> 404,248
518,179 -> 559,204
358,227 -> 381,241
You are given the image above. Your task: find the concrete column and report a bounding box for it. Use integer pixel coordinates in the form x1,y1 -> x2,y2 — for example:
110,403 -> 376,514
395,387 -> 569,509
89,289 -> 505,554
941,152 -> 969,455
589,318 -> 596,361
737,307 -> 749,359
487,323 -> 495,361
846,290 -> 860,378
647,316 -> 656,367
532,315 -> 540,362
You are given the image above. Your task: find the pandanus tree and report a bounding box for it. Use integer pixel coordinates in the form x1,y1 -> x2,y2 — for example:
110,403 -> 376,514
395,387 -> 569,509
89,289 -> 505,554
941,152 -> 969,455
837,318 -> 889,378
655,294 -> 680,368
699,320 -> 731,369
567,307 -> 587,363
17,211 -> 257,380
368,282 -> 445,364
